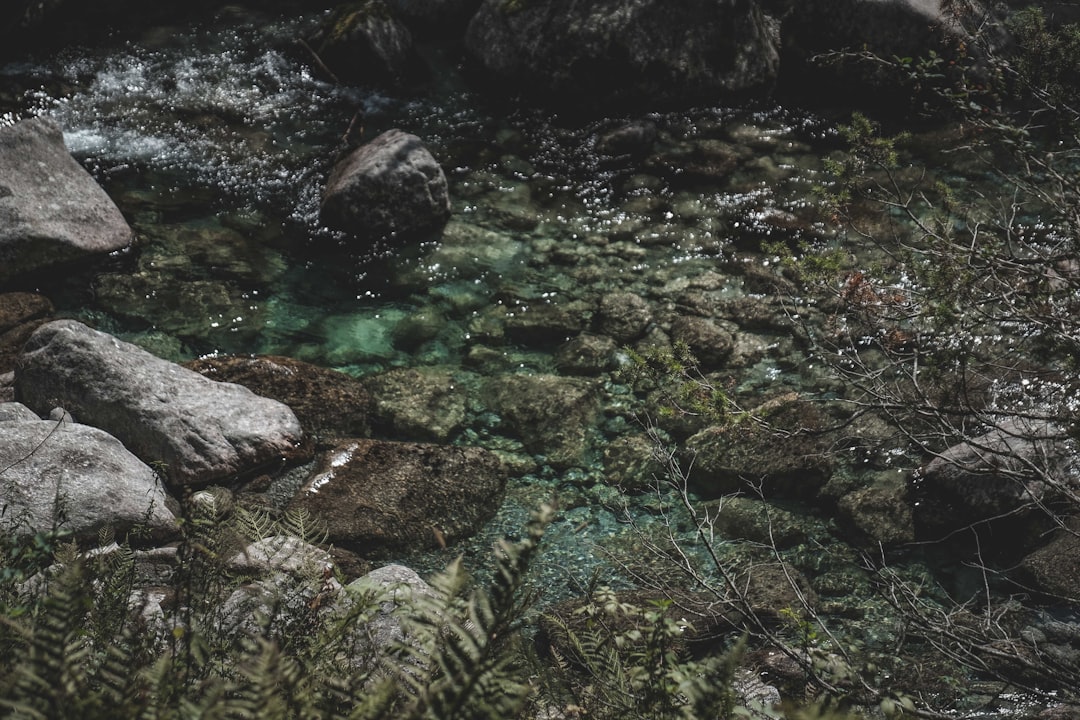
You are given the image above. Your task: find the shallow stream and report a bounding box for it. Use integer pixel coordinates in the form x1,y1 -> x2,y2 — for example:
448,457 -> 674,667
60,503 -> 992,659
0,8 -> 1051,716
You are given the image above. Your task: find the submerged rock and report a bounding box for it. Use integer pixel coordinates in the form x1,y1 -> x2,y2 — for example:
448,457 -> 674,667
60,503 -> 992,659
320,129 -> 451,242
0,415 -> 177,542
684,393 -> 835,498
0,117 -> 133,284
482,373 -> 599,468
363,366 -> 470,442
289,439 -> 507,556
14,320 -> 308,487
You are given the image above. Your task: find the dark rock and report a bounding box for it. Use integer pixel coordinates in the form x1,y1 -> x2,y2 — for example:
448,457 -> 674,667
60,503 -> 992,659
1017,517 -> 1080,601
554,334 -> 618,375
289,439 -> 507,556
320,129 -> 451,242
482,373 -> 599,468
311,0 -> 418,85
504,300 -> 593,347
705,496 -> 809,549
669,315 -> 736,369
595,291 -> 653,343
602,433 -> 664,493
15,320 -> 309,487
464,0 -> 779,110
596,119 -> 658,157
684,393 -> 835,499
184,354 -> 373,444
0,418 -> 177,542
0,118 -> 133,285
836,471 -> 915,546
919,418 -> 1075,523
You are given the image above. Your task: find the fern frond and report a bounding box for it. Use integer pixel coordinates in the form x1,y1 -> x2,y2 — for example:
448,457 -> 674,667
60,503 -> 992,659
395,503 -> 555,720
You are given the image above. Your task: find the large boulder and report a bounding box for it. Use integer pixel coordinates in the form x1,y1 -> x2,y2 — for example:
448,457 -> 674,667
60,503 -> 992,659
0,413 -> 177,542
289,439 -> 507,556
184,354 -> 374,445
463,0 -> 780,109
320,129 -> 451,242
0,117 -> 133,285
14,320 -> 308,487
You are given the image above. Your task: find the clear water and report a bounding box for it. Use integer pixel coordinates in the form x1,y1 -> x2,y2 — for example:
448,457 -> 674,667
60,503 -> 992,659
0,11 -> 1055,714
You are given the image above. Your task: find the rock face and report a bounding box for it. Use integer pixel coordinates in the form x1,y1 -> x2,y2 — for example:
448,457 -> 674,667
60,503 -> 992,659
14,320 -> 308,487
0,414 -> 177,542
289,439 -> 507,556
320,129 -> 451,242
0,118 -> 134,284
464,0 -> 780,109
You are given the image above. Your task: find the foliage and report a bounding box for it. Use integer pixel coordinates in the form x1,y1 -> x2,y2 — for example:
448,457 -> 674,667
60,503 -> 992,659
537,587 -> 740,720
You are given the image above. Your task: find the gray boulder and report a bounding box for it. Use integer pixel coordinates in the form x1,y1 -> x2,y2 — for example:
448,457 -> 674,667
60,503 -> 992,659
320,129 -> 451,242
14,320 -> 308,487
0,118 -> 133,284
0,417 -> 176,542
464,0 -> 780,108
289,439 -> 507,556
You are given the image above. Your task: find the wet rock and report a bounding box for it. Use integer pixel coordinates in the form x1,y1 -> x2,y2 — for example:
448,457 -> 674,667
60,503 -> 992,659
363,366 -> 469,442
311,0 -> 418,85
15,320 -> 309,487
503,300 -> 593,347
554,334 -> 618,375
595,291 -> 653,343
184,355 -> 373,445
705,496 -> 809,549
1016,517 -> 1080,601
602,433 -> 665,493
0,118 -> 133,285
669,315 -> 736,369
289,439 -> 507,556
0,418 -> 177,543
0,292 -> 53,374
320,129 -> 451,242
920,418 -> 1076,525
93,271 -> 263,345
646,139 -> 750,185
482,373 -> 599,468
684,393 -> 835,499
836,471 -> 915,546
464,0 -> 779,109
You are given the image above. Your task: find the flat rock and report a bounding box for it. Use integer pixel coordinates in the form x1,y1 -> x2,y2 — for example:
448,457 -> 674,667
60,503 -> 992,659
14,320 -> 308,487
0,117 -> 133,284
289,439 -> 507,556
